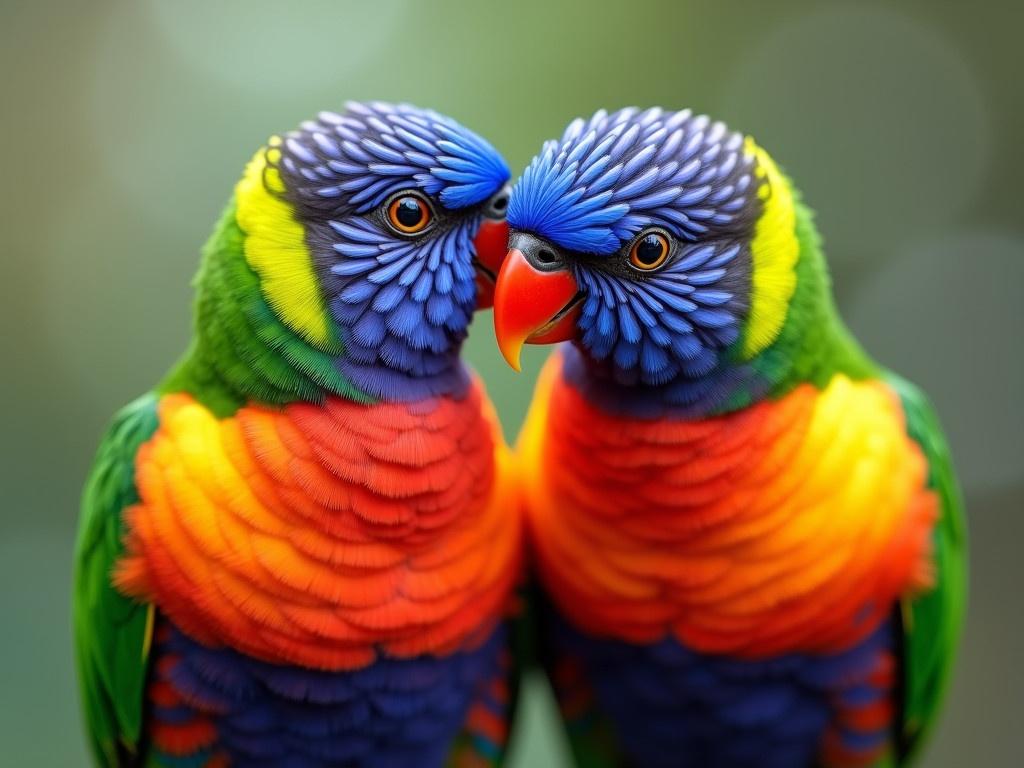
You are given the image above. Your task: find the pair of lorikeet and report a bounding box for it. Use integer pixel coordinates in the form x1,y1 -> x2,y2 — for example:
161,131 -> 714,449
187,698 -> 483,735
73,102 -> 965,768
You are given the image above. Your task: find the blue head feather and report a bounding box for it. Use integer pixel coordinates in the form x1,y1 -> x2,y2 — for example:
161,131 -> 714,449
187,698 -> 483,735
509,108 -> 768,413
275,102 -> 510,401
280,101 -> 509,214
509,107 -> 757,255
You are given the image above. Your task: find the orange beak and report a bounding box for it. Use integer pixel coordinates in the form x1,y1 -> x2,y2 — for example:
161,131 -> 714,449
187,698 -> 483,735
493,248 -> 581,371
472,219 -> 509,309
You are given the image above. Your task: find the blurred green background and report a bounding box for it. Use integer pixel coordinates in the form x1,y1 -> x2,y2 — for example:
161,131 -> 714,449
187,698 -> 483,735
2,0 -> 1022,764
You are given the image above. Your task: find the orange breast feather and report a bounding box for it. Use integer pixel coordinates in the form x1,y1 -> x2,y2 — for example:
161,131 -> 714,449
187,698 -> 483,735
519,352 -> 937,658
116,379 -> 522,670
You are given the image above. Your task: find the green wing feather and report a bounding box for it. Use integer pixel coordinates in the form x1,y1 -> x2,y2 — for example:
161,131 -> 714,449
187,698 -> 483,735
73,394 -> 160,766
887,374 -> 968,764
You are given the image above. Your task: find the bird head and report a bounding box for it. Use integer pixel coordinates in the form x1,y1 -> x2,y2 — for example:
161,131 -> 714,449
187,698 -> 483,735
493,107 -> 803,392
233,101 -> 510,400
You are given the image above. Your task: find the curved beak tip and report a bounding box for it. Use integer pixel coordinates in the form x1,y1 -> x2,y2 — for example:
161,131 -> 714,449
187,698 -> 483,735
492,247 -> 579,372
499,338 -> 524,372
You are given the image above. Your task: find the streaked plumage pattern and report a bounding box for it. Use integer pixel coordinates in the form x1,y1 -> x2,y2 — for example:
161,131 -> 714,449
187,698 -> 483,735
73,102 -> 520,768
500,107 -> 965,767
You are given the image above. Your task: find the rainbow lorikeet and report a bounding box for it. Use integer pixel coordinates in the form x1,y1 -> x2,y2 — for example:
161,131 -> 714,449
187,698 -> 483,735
73,101 -> 523,768
492,108 -> 965,768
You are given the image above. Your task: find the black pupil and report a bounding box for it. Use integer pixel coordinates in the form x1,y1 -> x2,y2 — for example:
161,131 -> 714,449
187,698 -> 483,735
492,195 -> 508,212
636,235 -> 665,265
396,198 -> 424,227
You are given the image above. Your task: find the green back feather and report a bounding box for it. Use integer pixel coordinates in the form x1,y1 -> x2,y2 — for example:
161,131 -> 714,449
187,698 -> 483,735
74,194 -> 373,766
73,394 -> 160,766
754,190 -> 967,763
751,198 -> 878,391
887,373 -> 967,764
747,182 -> 966,763
720,196 -> 878,414
159,198 -> 370,418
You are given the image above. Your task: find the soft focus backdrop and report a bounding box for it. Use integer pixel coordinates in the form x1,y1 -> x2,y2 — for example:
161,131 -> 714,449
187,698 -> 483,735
2,1 -> 1021,764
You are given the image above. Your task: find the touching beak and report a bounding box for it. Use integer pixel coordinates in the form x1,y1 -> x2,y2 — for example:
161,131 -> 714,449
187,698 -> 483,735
472,219 -> 509,309
493,234 -> 581,371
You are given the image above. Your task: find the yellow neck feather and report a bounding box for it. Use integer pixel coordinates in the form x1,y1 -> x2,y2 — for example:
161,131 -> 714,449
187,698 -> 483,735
740,138 -> 800,359
234,139 -> 338,352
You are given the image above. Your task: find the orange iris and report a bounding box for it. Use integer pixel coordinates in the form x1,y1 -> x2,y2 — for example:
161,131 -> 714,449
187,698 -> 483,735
629,231 -> 670,270
387,194 -> 432,234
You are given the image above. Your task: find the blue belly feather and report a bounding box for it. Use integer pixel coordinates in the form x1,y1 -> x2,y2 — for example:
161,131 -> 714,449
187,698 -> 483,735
148,622 -> 504,768
553,615 -> 894,768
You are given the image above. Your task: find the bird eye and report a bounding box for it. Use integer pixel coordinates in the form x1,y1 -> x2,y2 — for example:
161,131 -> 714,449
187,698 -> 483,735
386,193 -> 433,235
628,231 -> 670,271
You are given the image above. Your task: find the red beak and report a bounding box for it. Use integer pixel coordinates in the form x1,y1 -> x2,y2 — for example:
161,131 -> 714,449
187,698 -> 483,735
472,219 -> 509,309
493,248 -> 580,371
